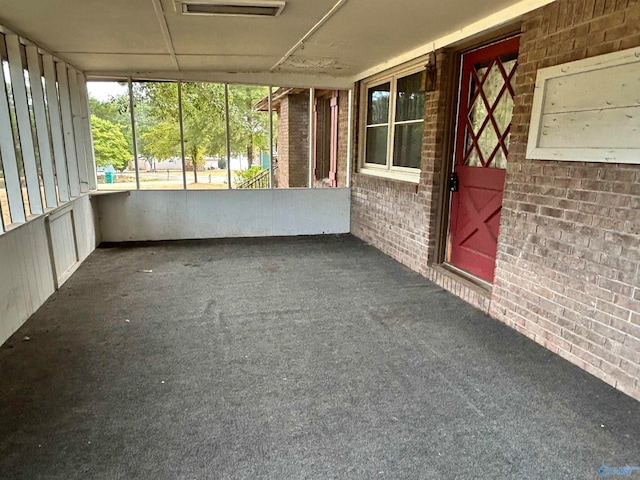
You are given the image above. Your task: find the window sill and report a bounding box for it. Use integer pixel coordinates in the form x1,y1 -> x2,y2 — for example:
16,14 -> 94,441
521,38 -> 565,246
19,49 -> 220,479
358,167 -> 420,184
89,190 -> 132,197
0,193 -> 92,237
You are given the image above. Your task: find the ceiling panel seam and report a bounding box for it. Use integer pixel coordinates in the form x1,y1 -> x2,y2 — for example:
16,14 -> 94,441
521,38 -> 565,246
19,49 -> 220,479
152,0 -> 180,70
270,0 -> 348,72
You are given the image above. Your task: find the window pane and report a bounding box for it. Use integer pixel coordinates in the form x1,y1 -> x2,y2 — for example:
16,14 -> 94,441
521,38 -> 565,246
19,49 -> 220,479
365,125 -> 387,165
395,72 -> 425,122
136,82 -> 183,190
182,82 -> 227,190
87,81 -> 135,190
393,122 -> 422,168
23,66 -> 45,205
229,84 -> 270,190
3,59 -> 30,216
40,73 -> 60,203
366,82 -> 390,125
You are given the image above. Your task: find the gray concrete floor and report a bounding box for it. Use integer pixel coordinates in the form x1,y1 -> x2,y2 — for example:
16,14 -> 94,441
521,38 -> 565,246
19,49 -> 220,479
0,235 -> 638,480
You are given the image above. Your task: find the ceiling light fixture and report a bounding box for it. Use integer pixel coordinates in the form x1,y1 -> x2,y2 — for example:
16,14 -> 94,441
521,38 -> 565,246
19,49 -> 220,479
178,0 -> 285,17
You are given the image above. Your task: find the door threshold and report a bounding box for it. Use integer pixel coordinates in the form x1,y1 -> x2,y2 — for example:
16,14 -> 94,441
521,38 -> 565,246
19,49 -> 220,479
437,263 -> 493,294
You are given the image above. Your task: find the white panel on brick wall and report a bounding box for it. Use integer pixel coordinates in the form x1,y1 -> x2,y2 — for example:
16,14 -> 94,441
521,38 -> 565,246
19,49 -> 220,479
527,46 -> 640,164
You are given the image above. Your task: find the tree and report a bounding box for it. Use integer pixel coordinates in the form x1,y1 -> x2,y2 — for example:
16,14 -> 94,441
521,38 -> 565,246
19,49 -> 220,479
90,115 -> 131,171
136,82 -> 270,183
228,85 -> 270,169
139,121 -> 180,162
89,94 -> 133,153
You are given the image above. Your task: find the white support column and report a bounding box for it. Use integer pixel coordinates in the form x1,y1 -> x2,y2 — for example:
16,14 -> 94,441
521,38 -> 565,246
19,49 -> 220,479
43,55 -> 70,202
25,45 -> 57,209
178,81 -> 187,190
128,79 -> 140,190
224,83 -> 231,190
68,67 -> 89,193
77,73 -> 97,190
6,34 -> 44,214
346,88 -> 354,188
0,60 -> 26,223
308,87 -> 315,189
268,85 -> 274,189
56,61 -> 80,197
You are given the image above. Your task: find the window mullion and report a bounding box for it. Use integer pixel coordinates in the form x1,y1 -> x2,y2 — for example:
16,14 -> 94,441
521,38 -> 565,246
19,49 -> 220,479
386,77 -> 397,170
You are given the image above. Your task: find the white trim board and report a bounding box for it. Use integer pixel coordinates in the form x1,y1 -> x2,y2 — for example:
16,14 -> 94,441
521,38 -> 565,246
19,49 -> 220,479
527,46 -> 640,164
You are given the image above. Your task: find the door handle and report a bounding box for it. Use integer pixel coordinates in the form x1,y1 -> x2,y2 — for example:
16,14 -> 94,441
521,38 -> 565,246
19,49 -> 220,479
449,172 -> 459,193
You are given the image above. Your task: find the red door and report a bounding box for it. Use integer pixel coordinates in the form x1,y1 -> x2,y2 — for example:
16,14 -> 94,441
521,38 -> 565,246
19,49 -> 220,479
448,37 -> 519,283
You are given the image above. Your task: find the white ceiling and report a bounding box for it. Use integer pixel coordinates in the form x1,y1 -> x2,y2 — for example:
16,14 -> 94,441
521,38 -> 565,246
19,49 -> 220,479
0,0 -> 552,87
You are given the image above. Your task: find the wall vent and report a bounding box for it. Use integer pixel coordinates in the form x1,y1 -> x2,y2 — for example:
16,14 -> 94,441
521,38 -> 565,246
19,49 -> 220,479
179,1 -> 285,17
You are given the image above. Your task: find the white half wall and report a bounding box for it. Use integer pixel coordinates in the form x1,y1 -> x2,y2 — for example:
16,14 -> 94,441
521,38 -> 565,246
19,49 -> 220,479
97,188 -> 351,242
0,195 -> 98,345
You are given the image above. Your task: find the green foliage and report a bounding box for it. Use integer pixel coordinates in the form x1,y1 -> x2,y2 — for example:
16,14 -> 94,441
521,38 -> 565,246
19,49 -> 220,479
228,85 -> 270,158
90,115 -> 131,171
89,94 -> 133,153
235,166 -> 264,181
139,121 -> 180,160
89,81 -> 272,183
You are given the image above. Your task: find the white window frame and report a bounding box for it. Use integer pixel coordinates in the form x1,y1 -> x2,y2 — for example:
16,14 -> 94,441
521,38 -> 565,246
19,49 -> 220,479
358,62 -> 425,183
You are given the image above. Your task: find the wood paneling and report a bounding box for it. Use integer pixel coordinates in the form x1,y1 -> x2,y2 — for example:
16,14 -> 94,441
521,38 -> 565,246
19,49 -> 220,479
0,196 -> 97,345
527,45 -> 640,163
48,206 -> 78,286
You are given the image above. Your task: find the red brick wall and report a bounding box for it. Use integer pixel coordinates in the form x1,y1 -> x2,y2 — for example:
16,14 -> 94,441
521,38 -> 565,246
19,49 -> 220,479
279,90 -> 350,189
351,0 -> 640,400
490,0 -> 640,400
276,93 -> 309,188
351,174 -> 429,273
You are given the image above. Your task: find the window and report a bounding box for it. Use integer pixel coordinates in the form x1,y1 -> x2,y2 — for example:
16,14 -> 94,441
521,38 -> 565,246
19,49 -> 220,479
360,68 -> 425,182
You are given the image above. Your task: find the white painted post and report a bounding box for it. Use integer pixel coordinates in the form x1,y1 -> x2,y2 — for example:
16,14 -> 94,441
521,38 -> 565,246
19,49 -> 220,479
25,45 -> 57,208
56,61 -> 80,197
6,34 -> 44,214
224,83 -> 231,190
68,67 -> 89,193
308,87 -> 315,188
268,85 -> 274,189
178,81 -> 187,190
346,88 -> 354,188
77,73 -> 97,190
128,79 -> 140,190
42,55 -> 70,202
0,59 -> 26,223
